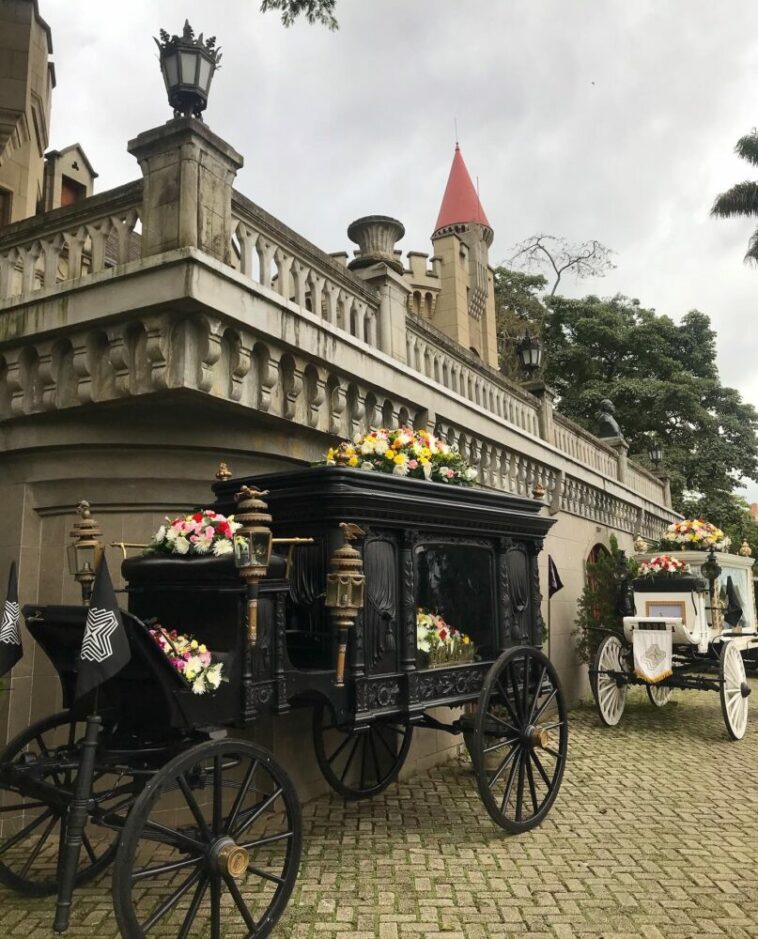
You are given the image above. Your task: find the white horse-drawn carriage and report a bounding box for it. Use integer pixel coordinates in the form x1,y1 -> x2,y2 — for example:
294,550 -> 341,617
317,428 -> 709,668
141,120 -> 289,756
592,546 -> 757,739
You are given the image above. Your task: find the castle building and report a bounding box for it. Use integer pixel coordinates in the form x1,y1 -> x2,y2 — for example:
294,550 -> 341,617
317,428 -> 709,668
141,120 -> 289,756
0,2 -> 675,797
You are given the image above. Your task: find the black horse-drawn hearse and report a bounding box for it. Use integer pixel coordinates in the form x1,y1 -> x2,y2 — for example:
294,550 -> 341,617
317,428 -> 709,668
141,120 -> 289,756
0,466 -> 567,937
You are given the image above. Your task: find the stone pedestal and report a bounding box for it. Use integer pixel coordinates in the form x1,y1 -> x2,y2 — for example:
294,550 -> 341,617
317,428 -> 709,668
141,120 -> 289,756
350,261 -> 409,362
522,380 -> 556,445
603,435 -> 629,484
128,117 -> 243,264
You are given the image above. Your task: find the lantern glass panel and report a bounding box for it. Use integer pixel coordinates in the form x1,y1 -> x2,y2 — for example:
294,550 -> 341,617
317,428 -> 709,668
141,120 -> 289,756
164,52 -> 179,87
251,531 -> 272,567
68,542 -> 96,577
180,51 -> 198,85
234,536 -> 251,569
198,57 -> 212,92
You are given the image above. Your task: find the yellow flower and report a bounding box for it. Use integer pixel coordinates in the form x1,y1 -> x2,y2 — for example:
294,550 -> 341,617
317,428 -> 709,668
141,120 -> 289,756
384,450 -> 395,460
394,453 -> 407,464
348,455 -> 359,466
190,640 -> 198,650
198,644 -> 207,654
463,636 -> 470,645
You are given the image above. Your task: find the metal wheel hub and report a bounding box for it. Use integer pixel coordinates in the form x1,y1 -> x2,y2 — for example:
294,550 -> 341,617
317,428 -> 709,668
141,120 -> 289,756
741,682 -> 751,699
526,725 -> 550,749
209,837 -> 250,880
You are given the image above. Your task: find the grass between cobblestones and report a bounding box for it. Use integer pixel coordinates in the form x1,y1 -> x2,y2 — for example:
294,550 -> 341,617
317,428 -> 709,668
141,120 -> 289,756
2,687 -> 757,938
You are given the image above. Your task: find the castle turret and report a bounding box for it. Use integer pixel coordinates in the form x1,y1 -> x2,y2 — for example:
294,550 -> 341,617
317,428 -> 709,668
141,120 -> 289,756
426,145 -> 499,368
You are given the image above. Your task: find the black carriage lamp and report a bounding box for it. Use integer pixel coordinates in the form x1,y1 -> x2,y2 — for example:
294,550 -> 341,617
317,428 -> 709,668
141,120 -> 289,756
326,523 -> 366,688
67,501 -> 104,604
154,21 -> 221,119
517,329 -> 543,379
701,546 -> 723,631
234,486 -> 274,647
648,437 -> 664,469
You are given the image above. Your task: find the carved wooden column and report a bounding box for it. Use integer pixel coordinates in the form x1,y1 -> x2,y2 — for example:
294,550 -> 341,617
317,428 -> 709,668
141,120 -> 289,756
495,538 -> 515,651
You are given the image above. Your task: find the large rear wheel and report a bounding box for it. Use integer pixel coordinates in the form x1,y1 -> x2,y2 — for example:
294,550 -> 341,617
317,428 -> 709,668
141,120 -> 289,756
469,646 -> 568,833
720,641 -> 750,741
592,635 -> 628,727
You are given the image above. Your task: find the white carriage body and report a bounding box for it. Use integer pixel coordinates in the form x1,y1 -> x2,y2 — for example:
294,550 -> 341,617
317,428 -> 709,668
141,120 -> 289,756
624,552 -> 756,654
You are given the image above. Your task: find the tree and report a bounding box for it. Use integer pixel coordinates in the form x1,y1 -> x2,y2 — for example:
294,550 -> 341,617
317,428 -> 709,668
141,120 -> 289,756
573,536 -> 636,664
492,267 -> 547,380
260,0 -> 338,28
541,294 -> 758,519
712,130 -> 758,262
509,234 -> 615,296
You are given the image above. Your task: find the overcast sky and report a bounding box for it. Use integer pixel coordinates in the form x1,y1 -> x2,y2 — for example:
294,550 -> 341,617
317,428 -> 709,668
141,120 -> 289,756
43,0 -> 758,494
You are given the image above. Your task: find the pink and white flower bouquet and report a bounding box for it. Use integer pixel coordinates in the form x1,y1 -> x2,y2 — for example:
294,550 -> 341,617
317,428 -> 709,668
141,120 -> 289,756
659,519 -> 730,552
325,427 -> 478,486
149,626 -> 225,695
416,608 -> 476,668
144,510 -> 241,558
637,555 -> 692,578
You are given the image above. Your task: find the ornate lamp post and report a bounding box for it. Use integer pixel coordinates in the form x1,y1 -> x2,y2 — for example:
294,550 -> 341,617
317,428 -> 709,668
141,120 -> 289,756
233,487 -> 274,647
648,438 -> 664,469
154,21 -> 222,118
67,501 -> 104,604
517,330 -> 543,379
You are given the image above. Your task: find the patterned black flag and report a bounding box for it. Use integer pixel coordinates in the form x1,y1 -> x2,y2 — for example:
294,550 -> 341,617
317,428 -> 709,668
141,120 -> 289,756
75,557 -> 131,701
548,556 -> 564,598
0,562 -> 22,678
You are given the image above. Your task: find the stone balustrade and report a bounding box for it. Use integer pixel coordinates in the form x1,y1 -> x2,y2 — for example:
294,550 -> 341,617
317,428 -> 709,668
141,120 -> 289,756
553,415 -> 620,479
0,182 -> 142,302
231,191 -> 381,349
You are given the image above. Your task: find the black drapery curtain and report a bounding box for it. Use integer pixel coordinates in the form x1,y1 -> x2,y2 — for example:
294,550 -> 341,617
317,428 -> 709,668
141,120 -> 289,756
288,544 -> 326,632
365,540 -> 396,665
506,548 -> 530,640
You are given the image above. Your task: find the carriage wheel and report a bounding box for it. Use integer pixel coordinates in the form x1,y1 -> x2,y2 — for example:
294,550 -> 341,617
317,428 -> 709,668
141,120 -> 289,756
470,647 -> 568,834
312,701 -> 413,801
0,710 -> 121,896
593,635 -> 628,727
720,642 -> 750,741
113,738 -> 301,939
647,684 -> 672,708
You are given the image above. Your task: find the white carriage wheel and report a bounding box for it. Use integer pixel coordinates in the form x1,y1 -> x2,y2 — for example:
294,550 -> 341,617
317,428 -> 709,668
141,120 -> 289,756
647,684 -> 672,707
593,635 -> 627,727
720,641 -> 749,741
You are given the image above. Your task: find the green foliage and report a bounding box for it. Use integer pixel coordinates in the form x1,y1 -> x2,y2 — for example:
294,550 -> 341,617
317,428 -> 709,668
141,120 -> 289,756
712,130 -> 758,262
540,294 -> 758,515
493,267 -> 547,380
260,0 -> 338,28
573,536 -> 636,665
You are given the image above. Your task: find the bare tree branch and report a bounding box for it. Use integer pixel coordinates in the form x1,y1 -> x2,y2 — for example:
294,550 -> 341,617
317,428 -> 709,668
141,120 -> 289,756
508,234 -> 616,296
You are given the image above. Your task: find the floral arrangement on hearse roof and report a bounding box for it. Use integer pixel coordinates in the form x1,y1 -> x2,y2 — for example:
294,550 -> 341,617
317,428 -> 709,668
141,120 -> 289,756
325,427 -> 478,486
637,555 -> 692,579
143,510 -> 242,557
149,626 -> 225,695
416,609 -> 476,668
659,519 -> 730,552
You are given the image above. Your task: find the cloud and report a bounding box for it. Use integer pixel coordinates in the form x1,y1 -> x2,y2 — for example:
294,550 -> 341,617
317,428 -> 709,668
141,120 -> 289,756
42,0 -> 758,409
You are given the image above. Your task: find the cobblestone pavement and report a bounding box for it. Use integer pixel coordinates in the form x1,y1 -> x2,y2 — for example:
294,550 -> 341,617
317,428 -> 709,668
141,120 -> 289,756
3,688 -> 758,938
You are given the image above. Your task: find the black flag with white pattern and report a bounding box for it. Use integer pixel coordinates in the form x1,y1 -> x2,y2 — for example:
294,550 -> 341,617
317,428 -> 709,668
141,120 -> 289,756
75,557 -> 131,701
0,562 -> 22,678
548,556 -> 564,598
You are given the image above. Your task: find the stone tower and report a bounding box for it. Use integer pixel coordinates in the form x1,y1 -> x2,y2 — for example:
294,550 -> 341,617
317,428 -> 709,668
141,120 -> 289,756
0,0 -> 54,223
427,145 -> 499,368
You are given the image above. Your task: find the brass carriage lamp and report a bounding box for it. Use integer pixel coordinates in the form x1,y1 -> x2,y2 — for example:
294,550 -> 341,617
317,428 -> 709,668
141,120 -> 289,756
325,523 -> 366,688
701,546 -> 723,631
67,501 -> 104,604
154,21 -> 221,119
234,486 -> 273,646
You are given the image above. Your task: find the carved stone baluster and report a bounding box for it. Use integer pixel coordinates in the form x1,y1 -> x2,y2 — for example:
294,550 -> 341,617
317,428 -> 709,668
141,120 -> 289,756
274,248 -> 293,300
256,239 -> 275,289
282,360 -> 303,421
307,271 -> 325,320
353,301 -> 367,342
198,318 -> 224,393
106,325 -> 131,397
87,218 -> 112,274
306,367 -> 326,429
21,242 -> 41,294
230,335 -> 253,402
290,260 -> 308,308
37,342 -> 56,410
329,381 -> 346,435
4,351 -> 24,417
235,222 -> 259,277
323,282 -> 339,325
41,234 -> 64,288
0,249 -> 18,299
64,227 -> 88,280
143,316 -> 170,391
255,344 -> 278,413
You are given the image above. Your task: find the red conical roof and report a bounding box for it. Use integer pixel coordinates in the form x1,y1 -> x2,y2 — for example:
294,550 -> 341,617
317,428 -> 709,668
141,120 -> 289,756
434,144 -> 490,233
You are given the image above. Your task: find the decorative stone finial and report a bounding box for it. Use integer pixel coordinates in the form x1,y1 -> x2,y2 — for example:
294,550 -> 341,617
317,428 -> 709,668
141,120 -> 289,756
739,539 -> 753,557
633,533 -> 648,553
347,216 -> 405,275
215,461 -> 232,481
532,481 -> 546,501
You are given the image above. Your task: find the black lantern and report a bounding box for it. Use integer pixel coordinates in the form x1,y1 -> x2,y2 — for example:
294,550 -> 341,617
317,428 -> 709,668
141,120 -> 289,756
517,330 -> 542,378
154,21 -> 221,119
648,438 -> 664,469
234,487 -> 273,647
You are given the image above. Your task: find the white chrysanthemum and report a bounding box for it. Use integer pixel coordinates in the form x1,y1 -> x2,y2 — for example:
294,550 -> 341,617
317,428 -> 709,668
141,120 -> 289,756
422,462 -> 432,480
392,462 -> 409,477
360,441 -> 374,455
174,535 -> 191,555
361,462 -> 374,472
154,525 -> 167,543
165,526 -> 179,543
375,440 -> 389,455
206,664 -> 224,689
192,677 -> 207,695
193,538 -> 212,555
465,467 -> 478,480
213,538 -> 233,556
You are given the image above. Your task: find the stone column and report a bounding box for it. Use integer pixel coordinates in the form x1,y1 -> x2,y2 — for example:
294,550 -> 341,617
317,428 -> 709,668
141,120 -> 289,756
655,471 -> 672,508
128,117 -> 243,264
603,435 -> 629,484
522,380 -> 556,446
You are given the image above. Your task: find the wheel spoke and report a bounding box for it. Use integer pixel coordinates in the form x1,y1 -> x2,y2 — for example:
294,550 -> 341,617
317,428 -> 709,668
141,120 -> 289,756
488,744 -> 519,788
224,872 -> 259,931
132,854 -> 203,882
373,725 -> 397,760
248,863 -> 285,885
527,666 -> 548,724
532,687 -> 558,723
340,736 -> 361,784
241,830 -> 293,850
213,756 -> 223,838
483,737 -> 519,755
141,868 -> 201,932
525,752 -> 539,815
19,813 -> 58,877
177,875 -> 208,939
484,711 -> 520,736
507,663 -> 524,723
210,874 -> 221,939
226,758 -> 259,834
530,749 -> 553,789
232,788 -> 284,840
326,734 -> 352,766
142,819 -> 204,854
82,832 -> 98,865
176,773 -> 213,843
515,749 -> 526,822
368,730 -> 382,787
494,678 -> 521,725
499,750 -> 521,814
0,808 -> 53,856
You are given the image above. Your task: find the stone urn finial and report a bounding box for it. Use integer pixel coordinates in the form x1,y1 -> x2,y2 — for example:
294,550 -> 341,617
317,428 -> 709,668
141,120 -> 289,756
347,215 -> 405,275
